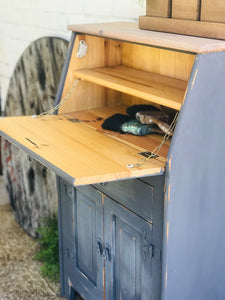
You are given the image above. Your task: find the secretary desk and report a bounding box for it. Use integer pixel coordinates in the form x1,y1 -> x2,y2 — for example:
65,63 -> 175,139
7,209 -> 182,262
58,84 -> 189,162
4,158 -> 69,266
1,23 -> 225,300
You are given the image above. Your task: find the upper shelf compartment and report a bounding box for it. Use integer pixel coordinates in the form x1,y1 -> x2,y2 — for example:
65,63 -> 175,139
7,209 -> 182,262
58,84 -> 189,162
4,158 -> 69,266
58,30 -> 195,115
74,66 -> 187,110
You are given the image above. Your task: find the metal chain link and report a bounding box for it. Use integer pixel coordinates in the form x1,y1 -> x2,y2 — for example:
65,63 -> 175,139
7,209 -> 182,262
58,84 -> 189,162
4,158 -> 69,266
36,76 -> 178,169
38,78 -> 81,117
127,112 -> 179,168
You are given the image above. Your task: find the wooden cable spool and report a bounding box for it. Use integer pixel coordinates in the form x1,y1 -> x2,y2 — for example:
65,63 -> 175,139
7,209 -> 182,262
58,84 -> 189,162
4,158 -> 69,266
1,37 -> 68,237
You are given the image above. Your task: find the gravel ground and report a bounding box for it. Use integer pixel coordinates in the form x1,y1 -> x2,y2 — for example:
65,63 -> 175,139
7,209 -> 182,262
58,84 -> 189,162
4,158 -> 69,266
0,176 -> 65,300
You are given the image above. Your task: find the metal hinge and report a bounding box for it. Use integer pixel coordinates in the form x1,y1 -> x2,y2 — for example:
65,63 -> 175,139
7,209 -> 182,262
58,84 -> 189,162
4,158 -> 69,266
63,184 -> 73,201
138,151 -> 159,159
143,244 -> 161,261
152,245 -> 161,261
77,40 -> 88,58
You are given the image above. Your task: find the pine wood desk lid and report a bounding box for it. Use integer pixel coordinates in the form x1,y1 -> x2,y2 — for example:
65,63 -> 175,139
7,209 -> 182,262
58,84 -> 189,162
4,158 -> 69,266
67,22 -> 225,54
0,115 -> 164,186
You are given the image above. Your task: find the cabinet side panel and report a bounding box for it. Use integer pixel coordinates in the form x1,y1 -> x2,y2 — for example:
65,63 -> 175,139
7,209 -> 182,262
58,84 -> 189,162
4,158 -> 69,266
54,33 -> 75,110
162,52 -> 225,300
57,176 -> 65,297
57,176 -> 75,298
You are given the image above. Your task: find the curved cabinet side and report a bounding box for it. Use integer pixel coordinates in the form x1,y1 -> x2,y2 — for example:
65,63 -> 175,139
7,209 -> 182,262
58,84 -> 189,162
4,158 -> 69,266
162,51 -> 225,300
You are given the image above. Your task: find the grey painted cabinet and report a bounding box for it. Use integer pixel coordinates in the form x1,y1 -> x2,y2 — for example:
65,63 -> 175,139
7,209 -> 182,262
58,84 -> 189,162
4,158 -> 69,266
74,186 -> 104,298
58,181 -> 104,299
104,195 -> 153,300
57,177 -> 162,300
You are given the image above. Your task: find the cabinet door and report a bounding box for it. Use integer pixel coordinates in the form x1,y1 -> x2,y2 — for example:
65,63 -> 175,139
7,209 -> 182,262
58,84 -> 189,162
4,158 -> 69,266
58,177 -> 76,298
72,186 -> 104,299
104,195 -> 153,300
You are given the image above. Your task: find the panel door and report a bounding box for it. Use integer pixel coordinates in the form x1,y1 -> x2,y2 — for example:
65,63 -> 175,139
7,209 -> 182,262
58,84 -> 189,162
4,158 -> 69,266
71,185 -> 104,299
104,195 -> 153,300
58,177 -> 76,298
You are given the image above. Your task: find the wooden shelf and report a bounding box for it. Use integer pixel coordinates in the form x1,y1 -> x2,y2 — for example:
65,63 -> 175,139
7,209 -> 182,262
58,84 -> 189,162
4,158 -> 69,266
74,66 -> 187,111
0,113 -> 166,186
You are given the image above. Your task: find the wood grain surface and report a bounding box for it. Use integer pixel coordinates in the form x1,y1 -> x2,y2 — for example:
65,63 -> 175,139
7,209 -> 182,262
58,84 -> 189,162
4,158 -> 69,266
146,0 -> 171,17
172,0 -> 201,20
0,115 -> 165,186
67,105 -> 171,160
139,16 -> 225,41
74,66 -> 187,110
59,33 -> 194,115
201,0 -> 225,23
68,22 -> 225,53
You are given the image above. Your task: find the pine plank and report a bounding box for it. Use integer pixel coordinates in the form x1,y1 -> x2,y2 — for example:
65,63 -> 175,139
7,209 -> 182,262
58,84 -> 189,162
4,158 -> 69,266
201,0 -> 225,23
59,35 -> 107,115
146,0 -> 171,17
67,22 -> 225,53
0,115 -> 165,186
121,42 -> 195,81
59,34 -> 194,115
139,16 -> 225,41
58,36 -> 123,115
67,105 -> 170,160
74,66 -> 186,110
172,0 -> 201,20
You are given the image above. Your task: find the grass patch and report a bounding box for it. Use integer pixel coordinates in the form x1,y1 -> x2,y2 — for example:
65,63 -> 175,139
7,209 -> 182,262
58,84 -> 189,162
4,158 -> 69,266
34,215 -> 60,282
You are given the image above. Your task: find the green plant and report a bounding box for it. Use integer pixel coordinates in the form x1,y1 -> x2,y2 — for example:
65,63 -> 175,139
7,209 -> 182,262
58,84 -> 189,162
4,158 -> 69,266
34,215 -> 60,282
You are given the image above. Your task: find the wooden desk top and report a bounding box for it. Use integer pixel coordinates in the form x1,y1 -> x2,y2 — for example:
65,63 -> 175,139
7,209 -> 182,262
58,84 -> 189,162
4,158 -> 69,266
0,115 -> 165,186
68,22 -> 225,54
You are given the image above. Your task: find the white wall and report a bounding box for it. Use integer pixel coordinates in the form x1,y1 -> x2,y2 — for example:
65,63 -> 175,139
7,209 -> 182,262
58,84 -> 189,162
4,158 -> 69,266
0,0 -> 145,109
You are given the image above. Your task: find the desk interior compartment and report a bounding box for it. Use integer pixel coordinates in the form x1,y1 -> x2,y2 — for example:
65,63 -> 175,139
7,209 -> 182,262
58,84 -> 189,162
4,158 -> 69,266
0,32 -> 195,186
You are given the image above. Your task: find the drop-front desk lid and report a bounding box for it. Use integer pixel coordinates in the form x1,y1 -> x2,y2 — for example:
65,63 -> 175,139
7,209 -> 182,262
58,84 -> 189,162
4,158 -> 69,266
0,115 -> 165,186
